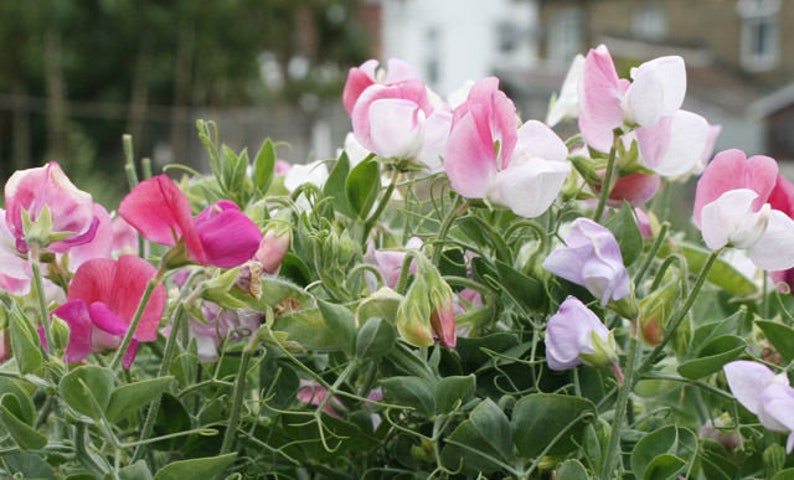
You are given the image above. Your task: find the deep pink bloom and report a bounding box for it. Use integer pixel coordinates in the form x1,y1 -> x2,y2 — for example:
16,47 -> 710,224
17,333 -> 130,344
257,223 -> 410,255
67,204 -> 114,271
118,175 -> 262,268
543,218 -> 631,306
343,58 -> 421,114
52,255 -> 166,369
443,78 -> 570,218
545,296 -> 616,372
4,161 -> 98,253
606,172 -> 661,207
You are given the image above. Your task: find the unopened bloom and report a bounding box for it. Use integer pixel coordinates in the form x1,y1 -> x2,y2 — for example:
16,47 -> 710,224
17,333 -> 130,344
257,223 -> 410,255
395,254 -> 456,348
255,226 -> 291,275
119,175 -> 262,268
724,360 -> 794,453
545,296 -> 620,377
52,255 -> 166,369
4,161 -> 98,253
693,149 -> 794,270
543,218 -> 632,307
443,77 -> 571,218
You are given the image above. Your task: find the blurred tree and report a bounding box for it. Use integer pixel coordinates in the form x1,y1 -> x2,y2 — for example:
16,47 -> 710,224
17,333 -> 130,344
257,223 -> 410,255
0,0 -> 373,199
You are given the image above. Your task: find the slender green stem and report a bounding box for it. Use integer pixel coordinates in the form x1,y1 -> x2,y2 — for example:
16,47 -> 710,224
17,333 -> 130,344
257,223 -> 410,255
29,245 -> 53,358
599,320 -> 641,479
123,134 -> 139,189
638,249 -> 721,375
633,222 -> 670,287
131,303 -> 188,462
593,141 -> 618,222
363,168 -> 399,242
109,268 -> 165,370
220,336 -> 260,455
431,195 -> 464,266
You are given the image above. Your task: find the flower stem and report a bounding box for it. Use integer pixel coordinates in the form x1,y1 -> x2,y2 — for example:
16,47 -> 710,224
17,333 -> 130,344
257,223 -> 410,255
362,168 -> 399,242
109,268 -> 165,371
593,141 -> 618,222
219,333 -> 259,455
29,245 -> 53,358
638,249 -> 721,375
431,194 -> 465,266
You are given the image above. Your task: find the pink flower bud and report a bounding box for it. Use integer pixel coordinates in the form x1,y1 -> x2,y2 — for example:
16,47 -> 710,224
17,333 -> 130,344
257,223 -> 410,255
255,228 -> 291,275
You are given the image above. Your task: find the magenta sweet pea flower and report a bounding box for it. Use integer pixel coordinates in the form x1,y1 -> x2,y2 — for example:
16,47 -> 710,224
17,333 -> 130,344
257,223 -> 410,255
543,218 -> 631,306
342,58 -> 421,114
118,175 -> 262,268
4,161 -> 98,254
545,296 -> 620,377
443,77 -> 571,218
724,360 -> 794,453
52,255 -> 166,369
693,149 -> 794,270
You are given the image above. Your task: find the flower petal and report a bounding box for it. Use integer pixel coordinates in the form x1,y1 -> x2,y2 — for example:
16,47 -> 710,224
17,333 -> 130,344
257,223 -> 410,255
723,360 -> 777,415
194,201 -> 262,268
748,209 -> 794,271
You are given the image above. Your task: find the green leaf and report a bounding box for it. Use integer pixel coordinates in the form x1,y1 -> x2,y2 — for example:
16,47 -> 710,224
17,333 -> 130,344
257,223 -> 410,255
253,138 -> 276,194
677,335 -> 746,379
323,151 -> 355,217
0,394 -> 47,450
433,375 -> 476,414
153,453 -> 237,480
772,468 -> 794,480
441,398 -> 514,474
644,453 -> 686,480
557,459 -> 590,480
152,393 -> 191,451
58,365 -> 115,420
469,398 -> 513,460
106,377 -> 174,423
2,453 -> 54,479
346,157 -> 380,219
317,299 -> 357,354
115,460 -> 154,480
259,352 -> 301,412
7,305 -> 43,375
273,307 -> 349,351
512,393 -> 596,458
355,317 -> 397,360
605,202 -> 643,266
0,378 -> 35,425
631,425 -> 697,480
495,260 -> 547,312
757,320 -> 794,364
380,376 -> 435,416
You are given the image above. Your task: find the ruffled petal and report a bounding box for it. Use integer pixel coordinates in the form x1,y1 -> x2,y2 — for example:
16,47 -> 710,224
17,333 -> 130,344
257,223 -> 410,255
748,209 -> 794,271
723,360 -> 777,415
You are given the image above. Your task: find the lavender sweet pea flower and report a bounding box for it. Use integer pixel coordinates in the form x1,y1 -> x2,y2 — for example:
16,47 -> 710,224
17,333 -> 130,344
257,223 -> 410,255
543,218 -> 631,306
724,360 -> 794,453
545,296 -> 617,372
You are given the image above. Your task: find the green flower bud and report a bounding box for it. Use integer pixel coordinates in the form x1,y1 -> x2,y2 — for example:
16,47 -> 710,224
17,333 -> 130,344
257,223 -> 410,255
50,314 -> 72,355
764,443 -> 786,477
638,280 -> 680,346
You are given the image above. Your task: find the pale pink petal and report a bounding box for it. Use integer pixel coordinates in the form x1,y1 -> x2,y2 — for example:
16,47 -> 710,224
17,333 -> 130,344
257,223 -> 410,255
545,296 -> 610,370
723,360 -> 777,414
382,58 -> 421,84
489,159 -> 570,218
514,120 -> 569,163
626,56 -> 686,127
578,45 -> 625,152
342,60 -> 378,113
693,149 -> 778,227
0,209 -> 32,295
443,104 -> 497,198
547,54 -> 585,126
637,110 -> 710,178
68,204 -> 114,270
416,109 -> 452,172
367,98 -> 425,159
700,189 -> 765,251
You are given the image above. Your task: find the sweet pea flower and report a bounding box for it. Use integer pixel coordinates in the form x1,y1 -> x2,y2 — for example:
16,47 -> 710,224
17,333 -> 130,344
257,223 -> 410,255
342,58 -> 421,114
635,110 -> 719,179
768,175 -> 794,290
255,226 -> 291,275
545,296 -> 620,378
118,175 -> 262,268
724,360 -> 794,453
351,79 -> 452,169
543,217 -> 632,307
0,209 -> 33,296
546,53 -> 585,127
443,77 -> 571,218
4,161 -> 98,254
365,236 -> 423,289
578,45 -> 685,152
51,255 -> 166,369
693,149 -> 794,270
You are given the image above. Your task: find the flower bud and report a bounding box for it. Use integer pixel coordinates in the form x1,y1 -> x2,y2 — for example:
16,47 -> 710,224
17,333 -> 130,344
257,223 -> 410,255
395,256 -> 457,348
764,443 -> 786,477
638,280 -> 679,345
50,314 -> 72,355
255,226 -> 291,275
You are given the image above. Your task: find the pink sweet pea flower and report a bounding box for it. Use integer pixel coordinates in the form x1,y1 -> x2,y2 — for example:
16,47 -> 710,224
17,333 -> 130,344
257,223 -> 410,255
724,360 -> 794,453
546,54 -> 585,127
543,218 -> 631,306
635,110 -> 719,179
768,175 -> 794,289
545,296 -> 620,378
606,172 -> 661,207
351,79 -> 452,168
254,227 -> 291,275
578,45 -> 686,152
118,175 -> 262,268
443,77 -> 571,218
52,255 -> 166,369
4,161 -> 98,254
365,236 -> 422,289
0,209 -> 33,296
343,58 -> 421,114
693,150 -> 794,270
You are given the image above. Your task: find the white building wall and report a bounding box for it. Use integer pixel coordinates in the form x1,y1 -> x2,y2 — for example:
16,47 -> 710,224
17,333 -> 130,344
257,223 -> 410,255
379,0 -> 540,96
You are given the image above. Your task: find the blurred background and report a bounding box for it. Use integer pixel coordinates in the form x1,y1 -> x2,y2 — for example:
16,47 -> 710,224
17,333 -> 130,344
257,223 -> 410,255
1,0 -> 792,208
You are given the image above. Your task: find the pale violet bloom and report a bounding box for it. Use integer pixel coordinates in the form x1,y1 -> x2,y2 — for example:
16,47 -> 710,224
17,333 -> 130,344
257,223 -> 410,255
543,218 -> 631,306
724,360 -> 794,453
546,53 -> 585,127
545,296 -> 619,374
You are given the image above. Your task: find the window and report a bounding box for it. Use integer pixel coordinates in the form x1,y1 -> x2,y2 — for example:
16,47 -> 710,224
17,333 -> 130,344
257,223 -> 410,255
548,8 -> 582,63
737,0 -> 781,71
632,2 -> 666,40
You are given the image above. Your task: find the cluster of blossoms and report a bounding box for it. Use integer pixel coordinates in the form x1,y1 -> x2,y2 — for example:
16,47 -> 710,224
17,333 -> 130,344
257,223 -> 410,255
5,42 -> 794,477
